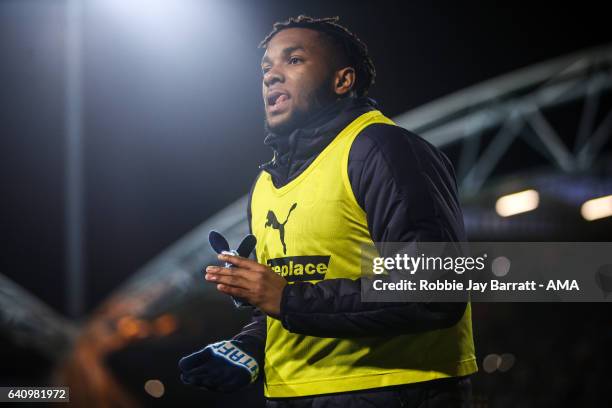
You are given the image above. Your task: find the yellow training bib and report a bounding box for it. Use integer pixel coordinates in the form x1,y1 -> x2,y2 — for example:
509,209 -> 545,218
250,110 -> 477,398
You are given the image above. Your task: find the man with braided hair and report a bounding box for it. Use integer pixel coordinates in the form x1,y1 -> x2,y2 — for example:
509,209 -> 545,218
179,15 -> 477,407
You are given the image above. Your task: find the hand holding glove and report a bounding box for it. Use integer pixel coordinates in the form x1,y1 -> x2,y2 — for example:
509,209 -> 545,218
178,340 -> 259,393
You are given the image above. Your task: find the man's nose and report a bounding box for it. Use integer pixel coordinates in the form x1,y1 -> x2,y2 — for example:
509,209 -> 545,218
263,67 -> 284,87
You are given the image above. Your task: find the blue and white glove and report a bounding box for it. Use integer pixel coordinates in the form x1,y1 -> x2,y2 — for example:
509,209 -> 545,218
178,340 -> 259,392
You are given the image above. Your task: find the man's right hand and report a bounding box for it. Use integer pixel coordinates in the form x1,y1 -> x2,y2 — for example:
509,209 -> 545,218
178,339 -> 259,392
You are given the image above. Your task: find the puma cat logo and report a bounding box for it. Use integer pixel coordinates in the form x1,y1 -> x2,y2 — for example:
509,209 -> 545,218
265,203 -> 298,255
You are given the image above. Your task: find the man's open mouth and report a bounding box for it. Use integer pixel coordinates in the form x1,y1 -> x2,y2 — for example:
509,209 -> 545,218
266,91 -> 290,113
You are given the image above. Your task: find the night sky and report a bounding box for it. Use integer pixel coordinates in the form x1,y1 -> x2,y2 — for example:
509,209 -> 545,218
1,0 -> 610,316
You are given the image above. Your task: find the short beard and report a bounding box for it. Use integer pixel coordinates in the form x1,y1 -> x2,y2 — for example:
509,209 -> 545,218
264,109 -> 310,136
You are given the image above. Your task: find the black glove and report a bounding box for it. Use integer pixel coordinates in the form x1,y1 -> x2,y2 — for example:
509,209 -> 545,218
178,340 -> 259,392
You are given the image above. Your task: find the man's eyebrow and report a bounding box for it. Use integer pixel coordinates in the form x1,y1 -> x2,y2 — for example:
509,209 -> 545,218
282,45 -> 306,55
261,45 -> 306,66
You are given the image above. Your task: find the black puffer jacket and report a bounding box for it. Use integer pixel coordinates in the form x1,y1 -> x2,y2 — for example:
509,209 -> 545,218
233,96 -> 467,374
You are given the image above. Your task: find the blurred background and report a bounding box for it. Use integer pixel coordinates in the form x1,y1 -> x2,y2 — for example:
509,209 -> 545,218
1,0 -> 611,406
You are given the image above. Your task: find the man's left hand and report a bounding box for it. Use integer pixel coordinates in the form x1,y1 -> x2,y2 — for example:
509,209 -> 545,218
205,254 -> 286,318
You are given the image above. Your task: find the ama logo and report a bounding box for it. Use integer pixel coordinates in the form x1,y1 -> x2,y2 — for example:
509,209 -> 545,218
265,202 -> 297,255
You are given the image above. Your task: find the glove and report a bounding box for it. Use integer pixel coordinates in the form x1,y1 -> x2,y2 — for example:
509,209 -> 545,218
178,340 -> 259,392
221,250 -> 253,309
208,231 -> 257,310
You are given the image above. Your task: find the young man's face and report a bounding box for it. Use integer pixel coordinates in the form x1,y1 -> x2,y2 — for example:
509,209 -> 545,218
261,28 -> 338,135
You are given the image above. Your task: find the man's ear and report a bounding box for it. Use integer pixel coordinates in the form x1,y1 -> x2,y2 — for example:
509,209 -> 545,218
333,67 -> 356,96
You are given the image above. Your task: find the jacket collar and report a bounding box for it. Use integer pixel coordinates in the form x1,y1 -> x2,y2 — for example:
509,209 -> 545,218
259,96 -> 378,175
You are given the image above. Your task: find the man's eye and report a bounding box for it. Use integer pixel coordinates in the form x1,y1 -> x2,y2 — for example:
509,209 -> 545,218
288,56 -> 302,64
262,67 -> 270,75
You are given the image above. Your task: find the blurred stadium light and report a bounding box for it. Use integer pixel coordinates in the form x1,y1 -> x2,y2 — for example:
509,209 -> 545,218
495,189 -> 540,217
581,194 -> 612,220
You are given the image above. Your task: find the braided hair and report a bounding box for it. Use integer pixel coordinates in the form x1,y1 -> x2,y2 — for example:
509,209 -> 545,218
259,15 -> 376,97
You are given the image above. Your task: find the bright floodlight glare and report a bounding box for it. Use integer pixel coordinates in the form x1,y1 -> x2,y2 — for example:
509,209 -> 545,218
495,189 -> 540,217
99,0 -> 202,53
581,194 -> 612,221
103,0 -> 192,24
